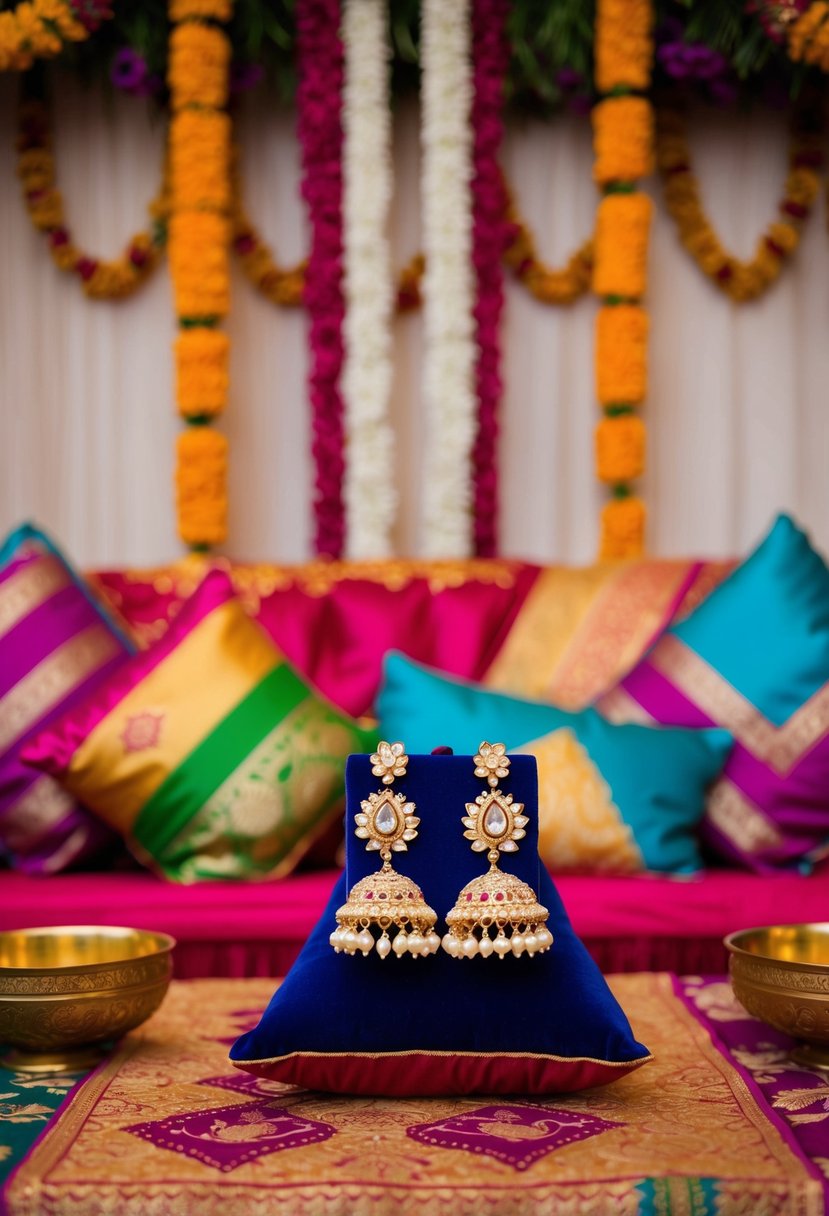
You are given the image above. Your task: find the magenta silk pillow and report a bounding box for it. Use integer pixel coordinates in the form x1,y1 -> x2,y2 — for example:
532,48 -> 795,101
598,515 -> 829,872
0,525 -> 132,873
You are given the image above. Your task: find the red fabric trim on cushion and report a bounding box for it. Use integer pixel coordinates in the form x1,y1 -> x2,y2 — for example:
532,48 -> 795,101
232,1051 -> 651,1097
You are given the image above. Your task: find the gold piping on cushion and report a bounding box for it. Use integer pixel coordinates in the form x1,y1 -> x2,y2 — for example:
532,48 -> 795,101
0,555 -> 68,643
232,1047 -> 652,1068
649,635 -> 829,775
0,624 -> 120,753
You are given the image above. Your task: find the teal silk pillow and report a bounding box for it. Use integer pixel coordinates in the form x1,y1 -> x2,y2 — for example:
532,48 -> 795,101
599,515 -> 829,871
377,653 -> 732,874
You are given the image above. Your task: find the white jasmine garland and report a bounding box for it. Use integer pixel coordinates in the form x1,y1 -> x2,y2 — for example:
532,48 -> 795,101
341,0 -> 396,559
420,0 -> 476,558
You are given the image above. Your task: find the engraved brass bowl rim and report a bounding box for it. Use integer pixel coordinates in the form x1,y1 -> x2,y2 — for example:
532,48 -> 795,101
724,922 -> 829,974
0,924 -> 176,988
725,922 -> 829,1071
0,925 -> 176,1071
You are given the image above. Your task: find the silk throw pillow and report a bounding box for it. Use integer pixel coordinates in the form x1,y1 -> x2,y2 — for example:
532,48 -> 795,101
24,570 -> 370,882
376,653 -> 731,874
598,515 -> 829,872
0,523 -> 133,874
231,753 -> 651,1096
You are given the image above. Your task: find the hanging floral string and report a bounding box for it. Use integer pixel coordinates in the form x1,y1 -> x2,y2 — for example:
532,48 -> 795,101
341,0 -> 396,559
420,0 -> 476,558
297,0 -> 346,558
656,107 -> 822,303
168,0 -> 233,550
15,82 -> 596,319
470,0 -> 509,558
592,0 -> 654,561
0,0 -> 111,72
16,92 -> 168,300
231,139 -> 306,306
502,178 -> 594,304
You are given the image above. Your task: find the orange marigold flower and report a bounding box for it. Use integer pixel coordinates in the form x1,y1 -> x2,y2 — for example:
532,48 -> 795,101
168,22 -> 230,110
176,427 -> 228,546
600,496 -> 646,560
593,97 -> 654,185
169,0 -> 232,19
171,110 -> 231,212
175,328 -> 230,417
594,0 -> 654,93
596,415 -> 646,483
595,305 -> 648,405
593,193 -> 652,298
169,211 -> 231,317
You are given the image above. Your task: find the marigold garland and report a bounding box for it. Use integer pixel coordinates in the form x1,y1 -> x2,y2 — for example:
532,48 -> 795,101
168,0 -> 233,550
175,427 -> 229,546
0,0 -> 110,73
788,2 -> 829,67
592,96 -> 654,185
17,87 -> 594,316
594,0 -> 653,93
656,107 -> 822,303
595,304 -> 648,405
502,175 -> 594,304
592,0 -> 654,561
16,96 -> 167,300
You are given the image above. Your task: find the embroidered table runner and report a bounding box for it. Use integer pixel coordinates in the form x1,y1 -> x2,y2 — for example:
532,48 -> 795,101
2,973 -> 827,1215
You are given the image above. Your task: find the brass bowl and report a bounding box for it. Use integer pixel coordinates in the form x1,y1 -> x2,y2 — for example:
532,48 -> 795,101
0,925 -> 175,1073
725,923 -> 829,1071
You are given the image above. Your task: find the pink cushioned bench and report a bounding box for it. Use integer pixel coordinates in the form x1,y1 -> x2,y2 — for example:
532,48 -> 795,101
2,867 -> 825,978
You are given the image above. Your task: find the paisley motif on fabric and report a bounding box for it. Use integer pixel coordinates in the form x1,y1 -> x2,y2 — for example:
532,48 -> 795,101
527,728 -> 643,873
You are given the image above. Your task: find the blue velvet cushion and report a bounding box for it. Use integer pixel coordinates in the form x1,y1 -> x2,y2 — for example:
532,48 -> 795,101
375,653 -> 732,874
231,753 -> 650,1096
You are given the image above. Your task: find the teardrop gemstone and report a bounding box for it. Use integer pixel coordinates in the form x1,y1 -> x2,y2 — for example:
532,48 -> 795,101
484,800 -> 508,837
375,802 -> 398,834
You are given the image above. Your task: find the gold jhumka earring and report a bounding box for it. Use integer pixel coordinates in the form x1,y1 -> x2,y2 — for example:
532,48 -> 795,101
442,743 -> 552,960
330,742 -> 440,959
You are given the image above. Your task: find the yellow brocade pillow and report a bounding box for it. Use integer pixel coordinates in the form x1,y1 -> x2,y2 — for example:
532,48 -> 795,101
23,570 -> 371,882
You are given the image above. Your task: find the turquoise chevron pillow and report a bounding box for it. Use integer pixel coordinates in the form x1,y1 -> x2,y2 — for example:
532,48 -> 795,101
600,514 -> 829,872
377,653 -> 732,874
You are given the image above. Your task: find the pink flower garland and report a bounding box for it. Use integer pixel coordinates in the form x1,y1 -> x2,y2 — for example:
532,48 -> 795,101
297,0 -> 346,558
470,0 -> 509,558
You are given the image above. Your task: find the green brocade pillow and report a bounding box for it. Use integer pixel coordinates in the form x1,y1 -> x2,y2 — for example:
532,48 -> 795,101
376,653 -> 732,875
24,571 -> 371,882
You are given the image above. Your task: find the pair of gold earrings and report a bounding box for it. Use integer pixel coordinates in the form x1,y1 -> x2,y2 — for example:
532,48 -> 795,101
329,742 -> 552,961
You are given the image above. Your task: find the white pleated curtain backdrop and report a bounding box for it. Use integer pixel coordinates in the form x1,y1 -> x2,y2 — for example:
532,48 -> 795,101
1,74 -> 828,568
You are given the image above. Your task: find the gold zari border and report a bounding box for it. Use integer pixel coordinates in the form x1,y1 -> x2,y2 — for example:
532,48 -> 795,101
0,555 -> 68,643
649,635 -> 829,775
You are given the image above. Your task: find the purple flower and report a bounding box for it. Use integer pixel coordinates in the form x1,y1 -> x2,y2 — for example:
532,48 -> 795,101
658,40 -> 729,82
555,66 -> 584,92
230,61 -> 265,94
110,47 -> 148,93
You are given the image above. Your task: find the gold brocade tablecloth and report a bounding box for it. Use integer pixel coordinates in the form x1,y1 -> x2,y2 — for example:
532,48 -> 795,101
3,973 -> 826,1215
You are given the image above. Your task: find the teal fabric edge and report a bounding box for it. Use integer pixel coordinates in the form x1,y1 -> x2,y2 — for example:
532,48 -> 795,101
377,652 -> 733,875
635,1178 -> 720,1215
670,513 -> 829,726
0,521 -> 136,653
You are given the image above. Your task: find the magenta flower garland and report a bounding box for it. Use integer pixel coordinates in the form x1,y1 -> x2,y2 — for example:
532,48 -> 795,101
297,0 -> 346,558
470,0 -> 509,558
